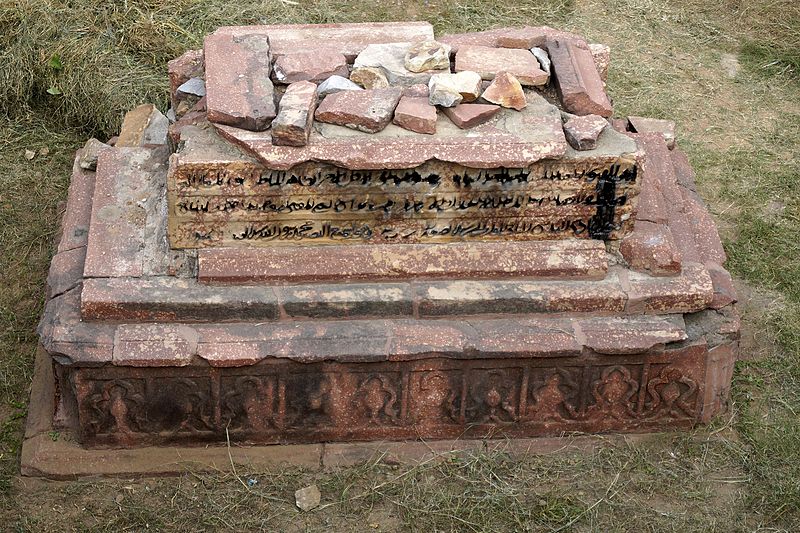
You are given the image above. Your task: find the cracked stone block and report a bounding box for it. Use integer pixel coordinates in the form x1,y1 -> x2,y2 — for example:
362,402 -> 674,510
393,95 -> 437,134
314,87 -> 403,133
563,114 -> 608,150
271,80 -> 318,147
548,38 -> 613,117
273,50 -> 349,84
455,45 -> 549,86
443,103 -> 500,129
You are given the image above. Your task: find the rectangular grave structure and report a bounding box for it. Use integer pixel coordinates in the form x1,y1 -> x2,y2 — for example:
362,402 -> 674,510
25,22 -> 740,476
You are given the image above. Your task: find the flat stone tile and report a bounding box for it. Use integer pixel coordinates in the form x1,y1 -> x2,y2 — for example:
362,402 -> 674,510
46,246 -> 86,299
577,315 -> 686,354
273,50 -> 348,84
626,262 -> 714,314
197,240 -> 608,284
279,283 -> 414,319
83,148 -> 164,278
113,324 -> 199,367
80,277 -> 281,322
470,318 -> 582,357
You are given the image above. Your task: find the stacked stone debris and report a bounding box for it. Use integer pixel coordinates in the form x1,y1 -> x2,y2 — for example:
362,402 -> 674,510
23,22 -> 739,476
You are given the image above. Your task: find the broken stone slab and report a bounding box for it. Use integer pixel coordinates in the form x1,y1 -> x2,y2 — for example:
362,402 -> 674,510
481,72 -> 527,111
214,22 -> 435,62
628,116 -> 676,149
177,77 -> 206,98
455,45 -> 549,86
548,38 -> 613,117
271,81 -> 318,147
531,47 -> 551,76
563,114 -> 608,150
404,40 -> 451,72
354,42 -> 448,86
273,50 -> 349,84
439,25 -> 580,53
428,71 -> 482,107
78,138 -> 110,170
116,104 -> 169,146
350,67 -> 390,89
204,32 -> 276,131
443,103 -> 500,129
392,95 -> 437,134
317,75 -> 364,97
314,87 -> 403,133
589,43 -> 611,84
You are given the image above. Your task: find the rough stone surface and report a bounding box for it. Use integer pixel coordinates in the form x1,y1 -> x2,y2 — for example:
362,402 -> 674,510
271,81 -> 318,147
204,32 -> 276,131
295,485 -> 321,511
317,75 -> 363,97
403,83 -> 429,97
428,71 -> 482,107
116,104 -> 169,146
314,87 -> 402,133
354,42 -> 447,86
404,40 -> 451,72
273,50 -> 348,84
443,103 -> 501,129
455,45 -> 549,86
588,43 -> 611,84
198,240 -> 609,283
176,77 -> 206,97
563,114 -> 608,150
393,95 -> 437,134
349,67 -> 390,89
548,39 -> 613,117
620,220 -> 682,276
531,47 -> 551,76
78,138 -> 110,170
628,116 -> 676,149
481,72 -> 527,110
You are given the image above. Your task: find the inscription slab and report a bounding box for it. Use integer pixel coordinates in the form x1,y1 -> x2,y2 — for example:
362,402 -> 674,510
168,154 -> 639,247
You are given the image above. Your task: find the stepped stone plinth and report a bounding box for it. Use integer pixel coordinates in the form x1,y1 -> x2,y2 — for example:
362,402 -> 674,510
23,22 -> 738,477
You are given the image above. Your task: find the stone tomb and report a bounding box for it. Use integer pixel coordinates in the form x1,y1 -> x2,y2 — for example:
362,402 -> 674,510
24,22 -> 738,475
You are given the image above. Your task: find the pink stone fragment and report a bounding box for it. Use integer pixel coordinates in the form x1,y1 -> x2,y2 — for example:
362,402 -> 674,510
548,38 -> 613,117
481,71 -> 527,110
443,103 -> 500,129
315,87 -> 403,133
563,114 -> 608,150
455,45 -> 549,86
273,50 -> 349,84
393,96 -> 437,134
620,220 -> 682,276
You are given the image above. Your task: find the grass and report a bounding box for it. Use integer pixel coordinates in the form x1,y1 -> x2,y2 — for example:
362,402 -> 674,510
1,0 -> 799,530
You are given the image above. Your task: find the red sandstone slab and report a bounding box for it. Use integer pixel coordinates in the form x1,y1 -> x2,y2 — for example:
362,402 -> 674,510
577,316 -> 686,354
273,50 -> 348,84
455,46 -> 549,86
46,246 -> 86,299
113,324 -> 198,367
214,99 -> 567,170
198,240 -> 609,283
214,22 -> 434,61
548,39 -> 612,117
393,96 -> 438,134
439,26 -> 580,53
624,262 -> 714,314
443,103 -> 500,129
204,32 -> 276,131
58,150 -> 100,253
83,149 -> 160,278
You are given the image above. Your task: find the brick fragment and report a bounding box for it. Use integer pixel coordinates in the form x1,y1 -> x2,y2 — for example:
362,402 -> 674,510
443,103 -> 500,129
548,39 -> 612,117
271,81 -> 318,147
455,45 -> 548,86
273,50 -> 348,84
314,87 -> 402,133
393,95 -> 437,134
204,32 -> 276,131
